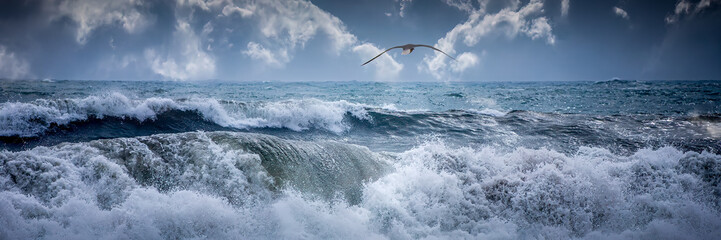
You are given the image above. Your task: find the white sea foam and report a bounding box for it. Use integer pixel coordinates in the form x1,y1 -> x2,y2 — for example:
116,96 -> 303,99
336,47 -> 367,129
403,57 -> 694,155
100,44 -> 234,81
235,99 -> 369,133
0,93 -> 371,136
705,122 -> 721,138
471,108 -> 508,117
470,97 -> 498,108
360,142 -> 721,239
379,103 -> 429,113
2,132 -> 720,239
0,93 -> 181,137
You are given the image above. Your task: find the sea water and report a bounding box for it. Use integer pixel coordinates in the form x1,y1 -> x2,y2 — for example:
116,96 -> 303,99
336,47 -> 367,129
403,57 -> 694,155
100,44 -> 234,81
1,79 -> 720,239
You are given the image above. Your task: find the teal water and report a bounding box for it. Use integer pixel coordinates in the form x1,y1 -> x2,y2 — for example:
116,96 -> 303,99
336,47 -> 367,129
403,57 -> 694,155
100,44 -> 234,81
1,80 -> 720,239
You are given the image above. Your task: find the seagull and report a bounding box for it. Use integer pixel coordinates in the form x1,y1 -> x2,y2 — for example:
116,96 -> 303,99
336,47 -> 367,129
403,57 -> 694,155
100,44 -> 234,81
361,44 -> 456,66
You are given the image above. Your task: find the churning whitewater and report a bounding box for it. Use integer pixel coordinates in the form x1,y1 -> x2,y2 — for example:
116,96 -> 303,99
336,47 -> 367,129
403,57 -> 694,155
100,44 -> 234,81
1,80 -> 720,239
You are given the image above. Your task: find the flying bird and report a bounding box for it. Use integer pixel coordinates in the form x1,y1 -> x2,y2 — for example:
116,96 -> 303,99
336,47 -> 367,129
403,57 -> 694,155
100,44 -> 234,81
361,44 -> 456,66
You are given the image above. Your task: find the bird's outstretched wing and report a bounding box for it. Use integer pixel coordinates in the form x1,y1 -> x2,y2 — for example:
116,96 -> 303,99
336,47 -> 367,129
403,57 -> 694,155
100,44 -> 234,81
361,46 -> 403,66
414,44 -> 457,61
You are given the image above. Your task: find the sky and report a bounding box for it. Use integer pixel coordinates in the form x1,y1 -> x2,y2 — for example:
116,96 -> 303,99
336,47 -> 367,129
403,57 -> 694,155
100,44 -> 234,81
0,0 -> 719,82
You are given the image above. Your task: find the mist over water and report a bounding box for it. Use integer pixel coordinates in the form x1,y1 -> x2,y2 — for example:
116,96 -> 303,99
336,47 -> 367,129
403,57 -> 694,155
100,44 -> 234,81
1,80 -> 720,239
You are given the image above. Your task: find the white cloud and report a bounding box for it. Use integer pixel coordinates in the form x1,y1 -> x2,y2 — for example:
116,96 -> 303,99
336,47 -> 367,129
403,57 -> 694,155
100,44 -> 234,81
14,0 -> 406,81
696,0 -> 714,11
450,52 -> 480,73
613,7 -> 629,19
201,22 -> 214,37
51,0 -> 251,45
0,45 -> 30,79
443,0 -> 474,13
145,20 -> 215,80
243,42 -> 289,67
421,0 -> 556,80
221,4 -> 254,17
666,0 -> 719,23
238,0 -> 361,68
176,0 -> 255,17
353,43 -> 404,80
561,0 -> 570,16
527,17 -> 556,44
679,1 -> 693,13
52,0 -> 149,44
419,49 -> 480,80
236,0 -> 405,80
397,0 -> 414,17
250,0 -> 356,53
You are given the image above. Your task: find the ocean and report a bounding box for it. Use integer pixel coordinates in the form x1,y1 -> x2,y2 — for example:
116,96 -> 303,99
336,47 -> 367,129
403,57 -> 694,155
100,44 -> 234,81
1,79 -> 720,239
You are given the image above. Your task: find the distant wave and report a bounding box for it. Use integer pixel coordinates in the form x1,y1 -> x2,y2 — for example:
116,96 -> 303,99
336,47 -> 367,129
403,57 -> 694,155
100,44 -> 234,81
1,131 -> 719,239
444,92 -> 465,98
594,78 -> 638,84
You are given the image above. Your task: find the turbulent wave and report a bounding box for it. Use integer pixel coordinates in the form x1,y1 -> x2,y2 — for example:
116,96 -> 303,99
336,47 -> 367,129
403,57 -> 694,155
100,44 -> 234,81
2,92 -> 720,155
0,92 -> 370,138
1,132 -> 388,205
3,80 -> 721,239
1,132 -> 720,239
364,142 -> 721,239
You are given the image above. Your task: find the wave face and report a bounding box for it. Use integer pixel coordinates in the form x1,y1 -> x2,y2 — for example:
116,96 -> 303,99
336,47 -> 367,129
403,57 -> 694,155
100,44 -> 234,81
2,80 -> 721,239
0,132 -> 390,239
1,132 -> 720,239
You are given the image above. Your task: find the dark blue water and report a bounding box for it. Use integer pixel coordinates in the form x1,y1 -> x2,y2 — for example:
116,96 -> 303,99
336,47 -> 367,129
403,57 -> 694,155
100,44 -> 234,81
1,80 -> 720,239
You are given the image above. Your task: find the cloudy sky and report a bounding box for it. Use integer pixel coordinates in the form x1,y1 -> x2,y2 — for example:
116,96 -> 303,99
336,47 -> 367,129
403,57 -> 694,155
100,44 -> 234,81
0,0 -> 719,81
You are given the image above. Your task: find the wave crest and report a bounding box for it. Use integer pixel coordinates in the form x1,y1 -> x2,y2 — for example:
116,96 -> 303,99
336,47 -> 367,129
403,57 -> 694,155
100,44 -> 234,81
0,93 -> 371,137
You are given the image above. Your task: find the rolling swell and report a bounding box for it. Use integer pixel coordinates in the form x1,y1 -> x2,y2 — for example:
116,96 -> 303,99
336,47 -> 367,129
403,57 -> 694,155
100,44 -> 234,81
356,109 -> 721,154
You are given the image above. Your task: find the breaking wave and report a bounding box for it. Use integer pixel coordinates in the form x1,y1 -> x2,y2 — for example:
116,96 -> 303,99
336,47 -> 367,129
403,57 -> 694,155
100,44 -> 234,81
1,132 -> 720,239
2,93 -> 719,155
0,93 -> 370,137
